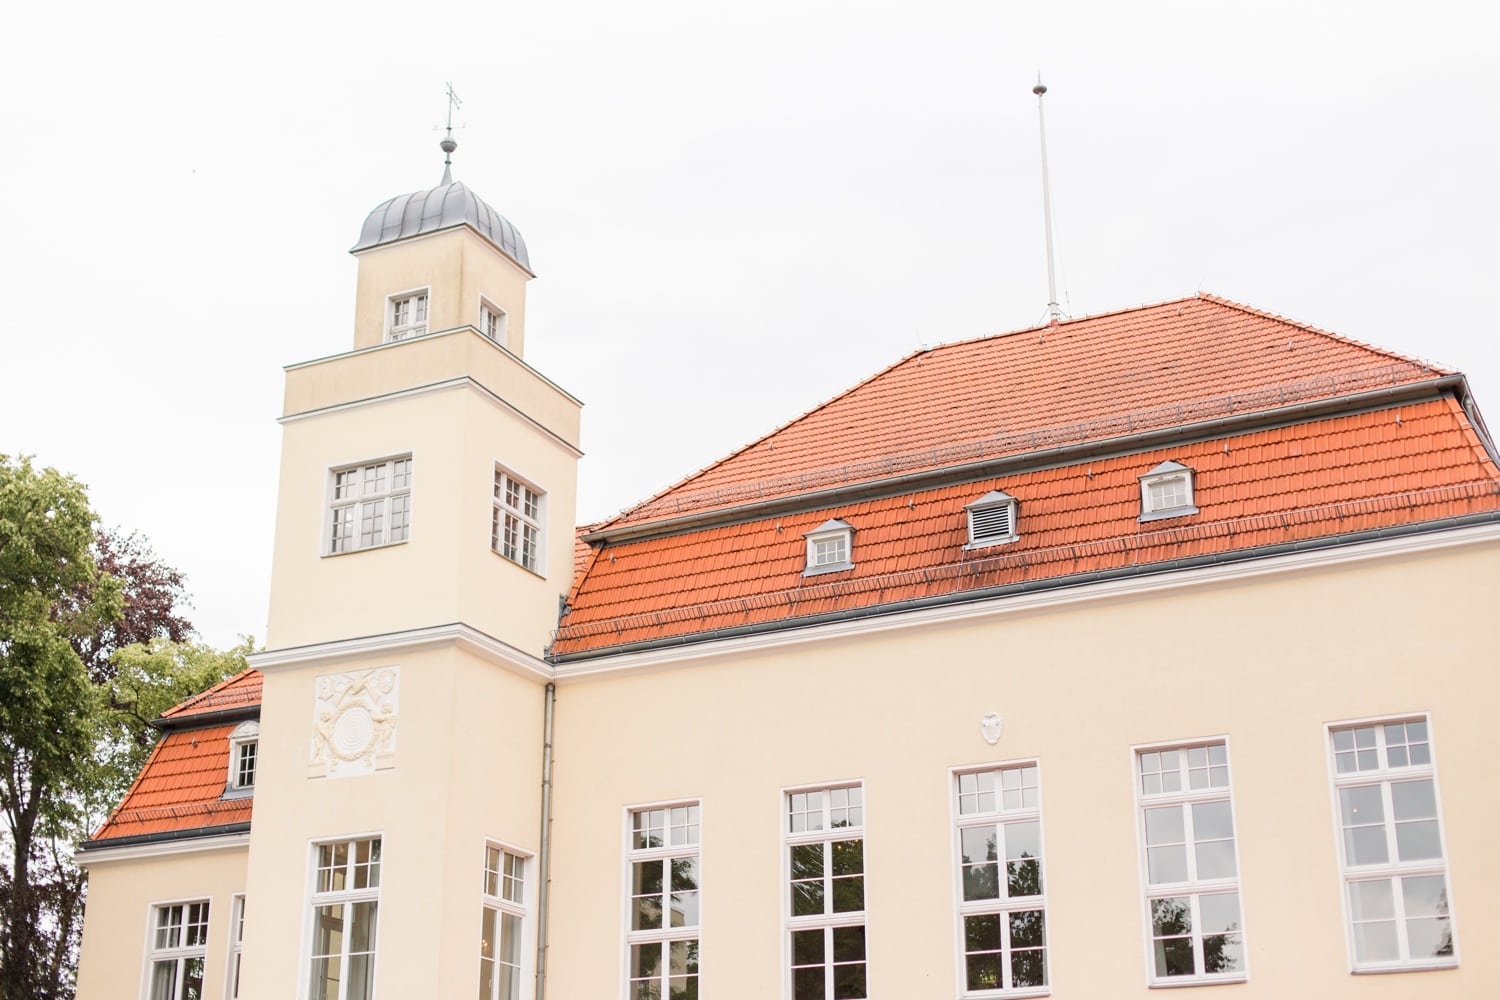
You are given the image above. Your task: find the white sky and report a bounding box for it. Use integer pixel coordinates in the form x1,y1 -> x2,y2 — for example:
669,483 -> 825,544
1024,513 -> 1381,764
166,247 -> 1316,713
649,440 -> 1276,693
2,1 -> 1496,649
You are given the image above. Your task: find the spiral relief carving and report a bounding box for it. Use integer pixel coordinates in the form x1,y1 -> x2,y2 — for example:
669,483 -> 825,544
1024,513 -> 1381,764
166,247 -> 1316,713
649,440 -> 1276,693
310,666 -> 400,778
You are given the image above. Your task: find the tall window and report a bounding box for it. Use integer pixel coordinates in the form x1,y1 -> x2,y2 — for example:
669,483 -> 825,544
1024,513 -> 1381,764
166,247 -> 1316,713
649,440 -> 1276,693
953,763 -> 1047,995
147,901 -> 209,1000
227,721 -> 258,792
309,837 -> 381,1000
329,458 -> 412,554
1329,717 -> 1456,970
626,803 -> 701,1000
226,894 -> 245,1000
1135,741 -> 1245,985
492,467 -> 543,572
389,291 -> 429,341
480,844 -> 527,1000
787,785 -> 866,1000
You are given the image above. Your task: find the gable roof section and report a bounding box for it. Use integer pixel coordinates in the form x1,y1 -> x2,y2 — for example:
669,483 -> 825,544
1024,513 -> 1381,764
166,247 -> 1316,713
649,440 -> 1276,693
601,295 -> 1449,529
554,396 -> 1500,657
86,670 -> 263,846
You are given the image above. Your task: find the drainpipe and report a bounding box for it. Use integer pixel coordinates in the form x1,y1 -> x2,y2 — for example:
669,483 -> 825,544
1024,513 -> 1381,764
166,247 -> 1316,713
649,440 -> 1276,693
535,682 -> 556,1000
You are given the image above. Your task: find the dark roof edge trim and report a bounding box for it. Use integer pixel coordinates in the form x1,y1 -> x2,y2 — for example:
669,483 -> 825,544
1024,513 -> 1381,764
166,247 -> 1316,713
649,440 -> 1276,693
152,704 -> 260,732
78,821 -> 252,853
551,509 -> 1500,663
583,376 -> 1465,546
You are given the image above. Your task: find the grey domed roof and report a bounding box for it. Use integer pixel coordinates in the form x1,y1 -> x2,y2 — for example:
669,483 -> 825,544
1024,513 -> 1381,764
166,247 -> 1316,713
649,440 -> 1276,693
352,180 -> 531,272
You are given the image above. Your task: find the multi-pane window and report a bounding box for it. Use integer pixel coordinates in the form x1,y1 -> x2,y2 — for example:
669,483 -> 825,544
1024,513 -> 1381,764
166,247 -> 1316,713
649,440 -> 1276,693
147,901 -> 209,1000
953,763 -> 1047,995
481,301 -> 508,345
492,468 -> 543,572
627,803 -> 701,1000
480,844 -> 528,1000
329,458 -> 412,554
227,721 -> 258,792
389,291 -> 429,341
787,785 -> 866,1000
309,837 -> 381,1000
1329,717 -> 1456,970
226,894 -> 245,1000
1135,741 -> 1246,984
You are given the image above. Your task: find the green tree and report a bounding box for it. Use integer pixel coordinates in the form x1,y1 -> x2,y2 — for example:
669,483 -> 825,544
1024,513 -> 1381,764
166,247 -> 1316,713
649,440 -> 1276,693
0,456 -> 121,1000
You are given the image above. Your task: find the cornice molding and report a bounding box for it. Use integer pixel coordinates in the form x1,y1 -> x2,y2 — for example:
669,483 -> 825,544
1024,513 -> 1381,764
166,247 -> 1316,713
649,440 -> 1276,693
553,520 -> 1500,682
75,831 -> 251,866
249,622 -> 554,683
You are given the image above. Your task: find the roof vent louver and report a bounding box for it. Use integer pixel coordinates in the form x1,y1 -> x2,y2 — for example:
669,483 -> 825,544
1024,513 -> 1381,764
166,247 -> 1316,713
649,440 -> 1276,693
965,490 -> 1019,548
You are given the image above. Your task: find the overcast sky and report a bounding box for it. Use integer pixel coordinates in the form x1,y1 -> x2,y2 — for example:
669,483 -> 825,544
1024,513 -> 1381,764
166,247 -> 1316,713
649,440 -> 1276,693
3,1 -> 1496,649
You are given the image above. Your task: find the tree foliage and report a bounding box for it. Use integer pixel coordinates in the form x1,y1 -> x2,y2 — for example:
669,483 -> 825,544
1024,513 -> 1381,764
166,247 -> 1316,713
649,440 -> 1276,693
0,456 -> 241,1000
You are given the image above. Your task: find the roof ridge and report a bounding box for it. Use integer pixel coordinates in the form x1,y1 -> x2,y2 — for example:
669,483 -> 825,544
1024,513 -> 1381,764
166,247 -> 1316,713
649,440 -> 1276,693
597,347 -> 930,530
919,294 -> 1204,353
1196,293 -> 1451,374
160,668 -> 261,719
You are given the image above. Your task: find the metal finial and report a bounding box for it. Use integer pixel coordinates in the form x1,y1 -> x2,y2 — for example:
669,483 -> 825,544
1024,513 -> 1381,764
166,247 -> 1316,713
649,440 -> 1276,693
440,82 -> 463,184
1033,76 -> 1062,322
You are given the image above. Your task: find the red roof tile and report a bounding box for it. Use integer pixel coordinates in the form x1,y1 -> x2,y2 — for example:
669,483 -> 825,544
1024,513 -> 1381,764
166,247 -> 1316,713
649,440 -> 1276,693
160,668 -> 262,720
605,295 -> 1447,527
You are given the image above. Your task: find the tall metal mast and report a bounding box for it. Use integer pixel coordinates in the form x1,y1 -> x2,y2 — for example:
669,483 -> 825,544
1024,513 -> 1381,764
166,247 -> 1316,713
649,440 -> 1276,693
1033,77 -> 1062,322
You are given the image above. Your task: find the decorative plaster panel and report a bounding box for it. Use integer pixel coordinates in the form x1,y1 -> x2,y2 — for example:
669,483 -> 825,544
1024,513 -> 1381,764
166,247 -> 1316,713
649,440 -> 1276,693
309,666 -> 400,778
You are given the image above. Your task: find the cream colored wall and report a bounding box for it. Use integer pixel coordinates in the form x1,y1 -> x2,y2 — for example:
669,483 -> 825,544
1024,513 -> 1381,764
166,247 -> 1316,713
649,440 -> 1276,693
351,229 -> 530,354
76,845 -> 247,1000
265,368 -> 579,656
542,538 -> 1500,998
240,645 -> 545,1000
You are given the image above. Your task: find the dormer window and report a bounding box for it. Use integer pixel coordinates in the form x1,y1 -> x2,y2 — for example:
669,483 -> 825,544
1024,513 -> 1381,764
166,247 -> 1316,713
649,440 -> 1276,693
966,490 -> 1019,548
227,721 -> 259,794
804,519 -> 854,575
481,299 -> 509,348
388,289 -> 429,341
1140,461 -> 1198,521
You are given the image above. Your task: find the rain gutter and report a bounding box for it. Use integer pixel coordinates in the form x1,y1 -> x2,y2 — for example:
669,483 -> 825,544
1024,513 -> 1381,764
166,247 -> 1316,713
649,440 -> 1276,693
534,683 -> 557,1000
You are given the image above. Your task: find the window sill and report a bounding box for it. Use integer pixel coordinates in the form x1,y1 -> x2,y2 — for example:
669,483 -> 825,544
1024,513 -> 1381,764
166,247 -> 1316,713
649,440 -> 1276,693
1139,506 -> 1199,523
1148,974 -> 1246,988
323,539 -> 410,558
1351,960 -> 1458,975
491,547 -> 547,580
221,785 -> 254,800
803,561 -> 854,577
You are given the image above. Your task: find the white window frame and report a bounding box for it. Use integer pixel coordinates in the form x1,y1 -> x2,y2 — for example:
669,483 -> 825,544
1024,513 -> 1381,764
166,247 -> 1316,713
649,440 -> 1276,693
386,287 -> 430,342
965,491 -> 1019,549
1325,713 -> 1458,973
1131,737 -> 1248,987
804,519 -> 854,576
783,781 -> 868,1000
480,296 -> 510,348
622,801 -> 701,1000
226,721 -> 258,795
492,464 -> 545,574
950,760 -> 1049,998
326,456 -> 413,556
480,839 -> 533,1000
303,834 -> 382,1000
142,898 -> 210,1000
225,893 -> 246,1000
1139,461 -> 1198,521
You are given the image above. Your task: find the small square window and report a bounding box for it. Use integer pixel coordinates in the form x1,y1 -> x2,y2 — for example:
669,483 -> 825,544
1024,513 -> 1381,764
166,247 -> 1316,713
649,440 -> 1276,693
388,289 -> 430,341
803,519 -> 853,576
1140,461 -> 1198,521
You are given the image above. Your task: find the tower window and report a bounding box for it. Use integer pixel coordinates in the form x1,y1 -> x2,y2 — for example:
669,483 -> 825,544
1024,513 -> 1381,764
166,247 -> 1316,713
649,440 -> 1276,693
1139,462 -> 1198,521
481,299 -> 509,347
965,490 -> 1019,548
328,456 -> 413,555
493,466 -> 545,573
804,519 -> 854,576
388,289 -> 430,341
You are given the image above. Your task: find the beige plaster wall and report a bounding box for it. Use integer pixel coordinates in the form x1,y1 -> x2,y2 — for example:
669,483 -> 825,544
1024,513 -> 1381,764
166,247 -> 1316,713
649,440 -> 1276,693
542,538 -> 1500,998
351,229 -> 530,355
264,379 -> 579,655
240,645 -> 546,1000
76,845 -> 247,1000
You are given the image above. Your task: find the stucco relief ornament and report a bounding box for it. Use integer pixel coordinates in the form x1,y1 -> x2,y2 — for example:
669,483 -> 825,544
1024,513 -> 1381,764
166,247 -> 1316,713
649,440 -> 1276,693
980,712 -> 1004,745
309,667 -> 400,779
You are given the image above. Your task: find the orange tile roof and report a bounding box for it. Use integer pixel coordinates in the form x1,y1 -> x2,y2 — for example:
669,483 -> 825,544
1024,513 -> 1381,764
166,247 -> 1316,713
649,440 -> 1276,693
605,295 -> 1448,527
555,396 -> 1500,656
88,671 -> 263,845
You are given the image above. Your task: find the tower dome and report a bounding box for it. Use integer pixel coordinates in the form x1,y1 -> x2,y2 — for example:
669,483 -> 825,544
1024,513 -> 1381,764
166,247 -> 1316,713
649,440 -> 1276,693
352,179 -> 532,273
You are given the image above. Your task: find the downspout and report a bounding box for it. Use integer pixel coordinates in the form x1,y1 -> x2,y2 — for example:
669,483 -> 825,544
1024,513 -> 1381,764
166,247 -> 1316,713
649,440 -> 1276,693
535,682 -> 556,1000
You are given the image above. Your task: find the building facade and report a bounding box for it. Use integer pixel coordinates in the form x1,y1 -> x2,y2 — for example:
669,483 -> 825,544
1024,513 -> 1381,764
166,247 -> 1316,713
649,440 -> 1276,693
76,162 -> 1500,1000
